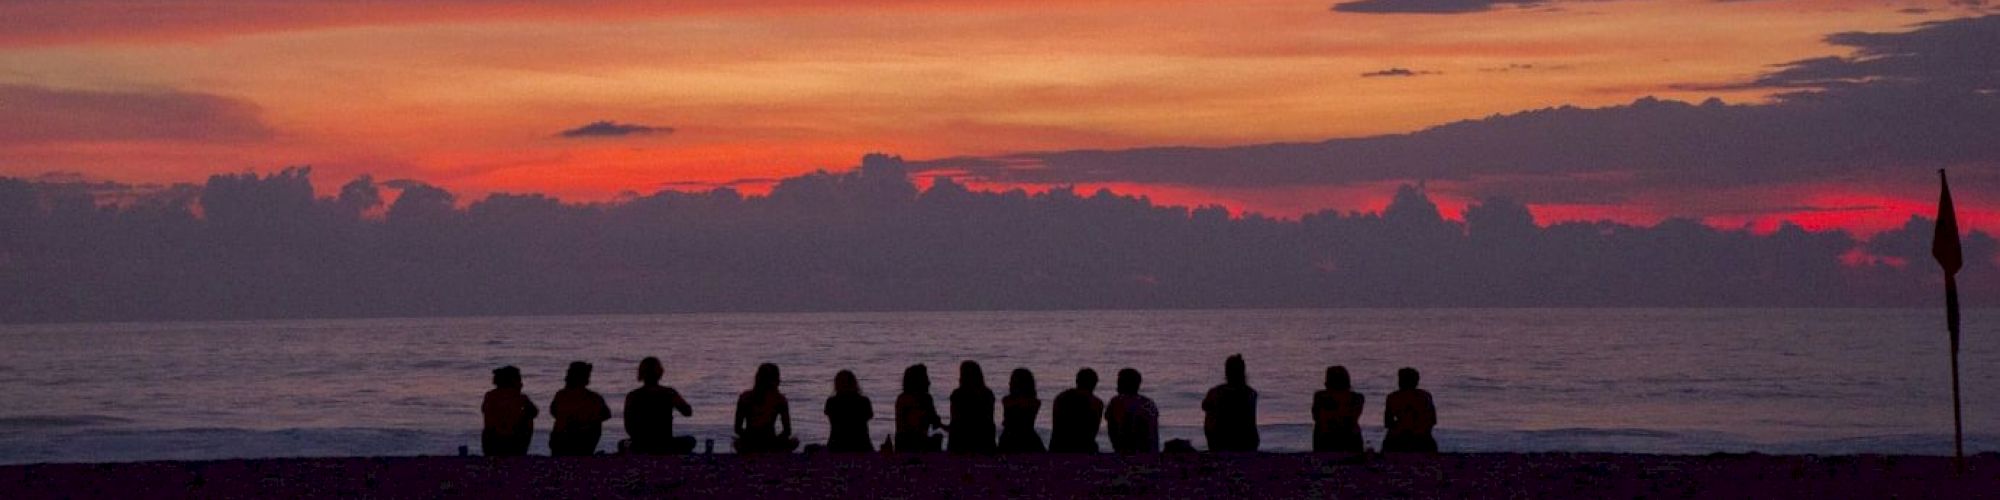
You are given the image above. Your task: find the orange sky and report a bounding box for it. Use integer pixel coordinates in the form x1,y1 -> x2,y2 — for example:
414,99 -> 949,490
0,0 -> 1989,235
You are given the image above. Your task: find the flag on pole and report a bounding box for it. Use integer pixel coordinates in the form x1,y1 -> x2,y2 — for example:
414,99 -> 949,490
1935,170 -> 1962,277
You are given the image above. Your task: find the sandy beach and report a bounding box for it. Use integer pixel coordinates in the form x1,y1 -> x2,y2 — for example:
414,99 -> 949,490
4,452 -> 1996,498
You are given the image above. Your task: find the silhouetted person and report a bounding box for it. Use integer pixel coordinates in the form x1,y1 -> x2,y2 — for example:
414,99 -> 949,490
624,357 -> 695,455
894,364 -> 947,452
481,365 -> 538,456
1048,368 -> 1105,453
1383,367 -> 1438,453
1201,354 -> 1260,452
1104,368 -> 1159,454
997,368 -> 1045,453
1313,365 -> 1365,453
948,360 -> 997,453
549,361 -> 612,456
734,363 -> 799,453
823,370 -> 875,452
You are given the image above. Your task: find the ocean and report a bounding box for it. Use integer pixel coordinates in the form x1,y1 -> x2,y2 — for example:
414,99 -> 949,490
1,309 -> 1994,464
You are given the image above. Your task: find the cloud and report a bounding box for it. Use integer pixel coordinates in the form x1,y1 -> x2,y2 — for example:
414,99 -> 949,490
912,15 -> 2000,205
1331,0 -> 1552,14
1747,14 -> 2000,92
1359,67 -> 1437,77
1478,63 -> 1571,72
3,157 -> 1993,323
0,84 -> 273,144
0,1 -> 1088,47
557,120 -> 672,139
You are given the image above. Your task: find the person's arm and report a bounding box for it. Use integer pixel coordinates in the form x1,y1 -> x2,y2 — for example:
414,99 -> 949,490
733,396 -> 749,435
622,394 -> 636,437
525,398 -> 539,421
862,397 -> 875,421
777,397 -> 793,438
1422,394 -> 1437,430
671,390 -> 692,417
1201,389 -> 1216,413
926,398 -> 946,431
596,395 -> 612,423
1383,396 -> 1398,429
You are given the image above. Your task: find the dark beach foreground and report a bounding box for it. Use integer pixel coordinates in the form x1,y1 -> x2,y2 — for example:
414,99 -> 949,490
4,452 -> 1996,498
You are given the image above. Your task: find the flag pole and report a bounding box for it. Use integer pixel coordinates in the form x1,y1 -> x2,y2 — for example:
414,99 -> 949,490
1933,169 -> 1965,474
1947,271 -> 1963,474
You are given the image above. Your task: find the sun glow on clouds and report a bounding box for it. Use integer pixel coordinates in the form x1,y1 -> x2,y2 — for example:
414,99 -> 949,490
0,0 -> 1990,233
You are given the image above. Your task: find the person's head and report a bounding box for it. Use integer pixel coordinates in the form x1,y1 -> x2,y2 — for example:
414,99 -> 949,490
1075,368 -> 1098,391
903,364 -> 930,393
1224,354 -> 1246,385
1116,368 -> 1142,395
1009,368 -> 1036,398
1397,367 -> 1421,390
1325,365 -> 1351,392
834,369 -> 861,396
637,357 -> 664,385
754,363 -> 781,393
492,365 -> 522,389
564,362 -> 592,388
960,360 -> 985,389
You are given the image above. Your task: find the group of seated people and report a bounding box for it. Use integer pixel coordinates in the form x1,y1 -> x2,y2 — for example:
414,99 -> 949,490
479,354 -> 1438,457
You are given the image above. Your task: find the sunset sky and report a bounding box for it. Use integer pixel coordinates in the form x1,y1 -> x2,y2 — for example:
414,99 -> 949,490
2,0 -> 1995,235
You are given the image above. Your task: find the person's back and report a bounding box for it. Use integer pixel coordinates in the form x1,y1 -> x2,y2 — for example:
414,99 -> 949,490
550,362 -> 611,456
481,366 -> 538,457
624,357 -> 695,455
1382,367 -> 1438,453
1048,368 -> 1105,453
734,363 -> 798,453
947,361 -> 996,453
1201,354 -> 1260,452
997,368 -> 1045,453
894,364 -> 946,452
824,370 -> 875,452
1312,365 -> 1365,453
1104,368 -> 1159,454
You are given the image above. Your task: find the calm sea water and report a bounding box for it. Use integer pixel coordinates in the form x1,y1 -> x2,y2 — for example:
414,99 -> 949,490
1,309 -> 1995,464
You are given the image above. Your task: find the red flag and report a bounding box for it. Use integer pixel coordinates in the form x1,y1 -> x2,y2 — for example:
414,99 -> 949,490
1935,170 -> 1962,276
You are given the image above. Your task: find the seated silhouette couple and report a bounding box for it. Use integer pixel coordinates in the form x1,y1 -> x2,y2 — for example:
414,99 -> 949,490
480,362 -> 613,457
1303,364 -> 1437,454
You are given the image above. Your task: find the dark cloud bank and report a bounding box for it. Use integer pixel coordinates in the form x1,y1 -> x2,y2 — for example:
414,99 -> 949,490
1,155 -> 1990,323
916,15 -> 2000,203
0,84 -> 273,144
